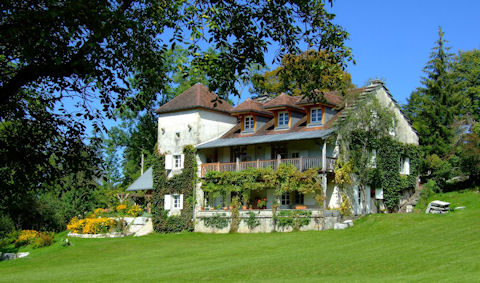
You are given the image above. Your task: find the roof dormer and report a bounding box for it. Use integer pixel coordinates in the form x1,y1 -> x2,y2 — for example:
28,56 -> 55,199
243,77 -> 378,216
231,98 -> 273,134
296,91 -> 343,127
263,93 -> 304,130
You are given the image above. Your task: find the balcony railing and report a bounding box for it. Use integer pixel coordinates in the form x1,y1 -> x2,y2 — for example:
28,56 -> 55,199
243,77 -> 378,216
200,156 -> 336,177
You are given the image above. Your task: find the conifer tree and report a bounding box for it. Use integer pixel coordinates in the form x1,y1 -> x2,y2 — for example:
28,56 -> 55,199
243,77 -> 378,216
404,28 -> 460,158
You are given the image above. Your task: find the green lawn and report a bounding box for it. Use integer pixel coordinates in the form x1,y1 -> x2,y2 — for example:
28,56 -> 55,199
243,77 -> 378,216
1,190 -> 479,282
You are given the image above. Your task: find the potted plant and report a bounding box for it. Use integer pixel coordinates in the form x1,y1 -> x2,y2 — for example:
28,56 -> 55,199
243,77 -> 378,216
257,198 -> 267,209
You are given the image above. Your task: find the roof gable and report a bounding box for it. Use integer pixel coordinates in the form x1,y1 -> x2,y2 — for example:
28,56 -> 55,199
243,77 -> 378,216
264,93 -> 303,111
155,83 -> 233,114
231,98 -> 273,117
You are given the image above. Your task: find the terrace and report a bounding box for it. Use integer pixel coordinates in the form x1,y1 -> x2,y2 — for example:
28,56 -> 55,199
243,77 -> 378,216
200,155 -> 336,177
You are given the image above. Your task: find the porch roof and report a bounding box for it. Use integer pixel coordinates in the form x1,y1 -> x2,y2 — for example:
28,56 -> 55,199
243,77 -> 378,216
126,167 -> 153,191
196,128 -> 335,149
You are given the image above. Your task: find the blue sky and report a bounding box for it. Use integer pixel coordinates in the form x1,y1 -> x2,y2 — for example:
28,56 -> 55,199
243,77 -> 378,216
324,0 -> 480,105
95,1 -> 480,134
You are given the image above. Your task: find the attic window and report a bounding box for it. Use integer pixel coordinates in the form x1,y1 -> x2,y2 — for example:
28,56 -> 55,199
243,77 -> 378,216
278,112 -> 289,127
244,116 -> 254,131
311,107 -> 322,124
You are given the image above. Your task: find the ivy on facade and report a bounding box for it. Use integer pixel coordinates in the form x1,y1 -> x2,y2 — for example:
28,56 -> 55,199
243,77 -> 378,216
151,145 -> 197,233
202,164 -> 323,207
336,130 -> 421,210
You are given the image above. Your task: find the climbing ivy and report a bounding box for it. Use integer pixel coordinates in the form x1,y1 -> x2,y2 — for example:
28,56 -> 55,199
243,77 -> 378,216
338,130 -> 421,210
201,213 -> 229,229
202,164 -> 322,207
273,210 -> 312,231
151,145 -> 197,233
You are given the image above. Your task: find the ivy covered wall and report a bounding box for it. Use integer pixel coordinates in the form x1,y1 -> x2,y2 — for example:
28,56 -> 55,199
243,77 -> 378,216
151,145 -> 197,233
349,130 -> 421,210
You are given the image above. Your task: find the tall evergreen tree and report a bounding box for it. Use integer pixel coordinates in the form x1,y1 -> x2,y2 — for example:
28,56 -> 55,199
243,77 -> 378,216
404,28 -> 460,158
452,49 -> 480,122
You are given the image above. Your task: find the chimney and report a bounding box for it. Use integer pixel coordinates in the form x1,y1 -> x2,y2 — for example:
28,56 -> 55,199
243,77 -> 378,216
369,79 -> 385,87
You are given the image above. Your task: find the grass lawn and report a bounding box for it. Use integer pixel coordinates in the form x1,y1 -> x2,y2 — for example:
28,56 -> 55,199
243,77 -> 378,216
1,190 -> 479,282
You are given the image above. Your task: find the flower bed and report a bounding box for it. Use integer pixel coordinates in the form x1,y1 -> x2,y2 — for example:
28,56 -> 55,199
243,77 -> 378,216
13,230 -> 54,248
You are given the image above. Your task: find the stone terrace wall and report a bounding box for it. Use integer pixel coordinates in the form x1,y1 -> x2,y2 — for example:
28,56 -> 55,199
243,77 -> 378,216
195,210 -> 341,233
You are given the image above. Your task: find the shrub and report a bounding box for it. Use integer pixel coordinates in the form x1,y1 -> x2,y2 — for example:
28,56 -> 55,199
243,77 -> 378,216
67,217 -> 116,234
202,213 -> 229,229
274,210 -> 312,231
339,192 -> 352,216
31,232 -> 54,249
244,212 -> 260,230
153,211 -> 188,233
15,230 -> 40,247
417,180 -> 438,208
0,214 -> 15,239
116,204 -> 127,213
0,231 -> 19,249
127,205 -> 143,217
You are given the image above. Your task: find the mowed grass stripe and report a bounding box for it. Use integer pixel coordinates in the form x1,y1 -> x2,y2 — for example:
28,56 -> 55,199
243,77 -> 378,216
1,190 -> 479,282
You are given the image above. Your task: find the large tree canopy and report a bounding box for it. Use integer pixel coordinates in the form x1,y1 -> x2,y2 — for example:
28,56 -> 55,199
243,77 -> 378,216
250,49 -> 355,98
0,0 -> 351,227
403,28 -> 461,158
1,0 -> 351,115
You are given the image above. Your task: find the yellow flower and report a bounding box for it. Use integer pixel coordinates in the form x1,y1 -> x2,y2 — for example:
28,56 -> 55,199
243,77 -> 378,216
116,204 -> 127,212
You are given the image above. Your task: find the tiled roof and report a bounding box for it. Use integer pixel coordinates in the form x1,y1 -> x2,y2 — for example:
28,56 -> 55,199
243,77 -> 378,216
126,167 -> 153,191
155,83 -> 233,114
231,98 -> 273,116
197,129 -> 335,149
263,93 -> 303,111
296,90 -> 344,106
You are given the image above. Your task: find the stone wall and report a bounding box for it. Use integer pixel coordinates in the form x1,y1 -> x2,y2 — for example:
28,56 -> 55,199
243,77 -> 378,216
195,209 -> 341,233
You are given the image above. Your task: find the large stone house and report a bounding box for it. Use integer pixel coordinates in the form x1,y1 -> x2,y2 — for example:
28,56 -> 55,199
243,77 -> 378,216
127,81 -> 418,232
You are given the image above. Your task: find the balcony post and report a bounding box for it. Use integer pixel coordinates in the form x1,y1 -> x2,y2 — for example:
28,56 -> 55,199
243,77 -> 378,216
322,140 -> 327,172
257,159 -> 260,168
277,154 -> 281,167
322,173 -> 327,210
217,161 -> 220,172
236,157 -> 240,171
299,156 -> 303,171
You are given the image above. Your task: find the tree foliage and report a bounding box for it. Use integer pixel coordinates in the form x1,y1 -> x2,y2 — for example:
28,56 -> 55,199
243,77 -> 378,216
250,50 -> 354,98
1,0 -> 351,113
403,28 -> 461,158
0,89 -> 100,227
452,49 -> 480,121
404,29 -> 480,188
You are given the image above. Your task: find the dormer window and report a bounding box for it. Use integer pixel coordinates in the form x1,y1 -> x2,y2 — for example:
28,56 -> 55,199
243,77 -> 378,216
311,107 -> 323,125
278,112 -> 289,127
244,116 -> 254,131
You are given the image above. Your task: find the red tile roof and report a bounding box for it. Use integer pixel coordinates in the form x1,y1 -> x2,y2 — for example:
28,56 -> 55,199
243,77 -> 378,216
231,98 -> 273,117
263,93 -> 303,111
155,83 -> 233,114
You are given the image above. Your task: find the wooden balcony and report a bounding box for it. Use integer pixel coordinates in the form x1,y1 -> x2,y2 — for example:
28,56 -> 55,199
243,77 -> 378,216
200,156 -> 336,177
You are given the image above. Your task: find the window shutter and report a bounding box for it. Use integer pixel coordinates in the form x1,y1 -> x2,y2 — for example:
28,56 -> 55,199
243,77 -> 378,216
405,157 -> 410,175
179,194 -> 184,209
180,154 -> 185,169
165,155 -> 173,170
164,194 -> 171,210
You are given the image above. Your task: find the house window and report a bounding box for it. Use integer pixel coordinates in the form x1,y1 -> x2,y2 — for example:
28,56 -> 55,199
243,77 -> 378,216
244,116 -> 254,131
173,194 -> 181,209
294,191 -> 304,205
400,157 -> 410,175
174,155 -> 182,169
291,152 -> 299,158
311,108 -> 322,124
369,149 -> 377,168
278,112 -> 289,127
281,192 -> 290,205
164,194 -> 183,210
